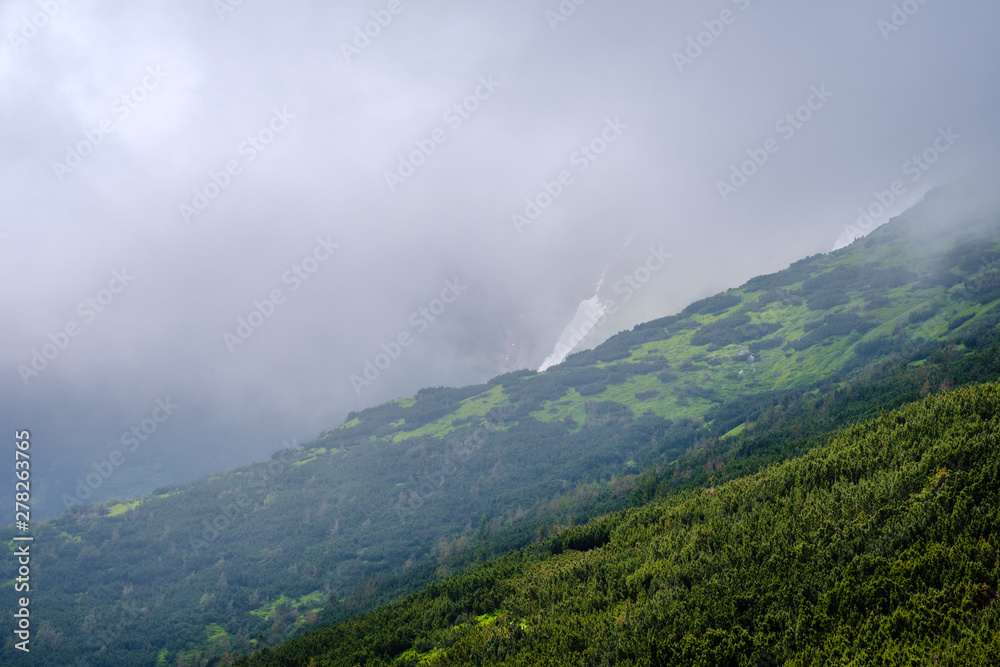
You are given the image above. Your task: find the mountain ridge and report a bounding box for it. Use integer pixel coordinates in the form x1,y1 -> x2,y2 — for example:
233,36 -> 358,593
240,379 -> 1000,666
6,170 -> 1000,665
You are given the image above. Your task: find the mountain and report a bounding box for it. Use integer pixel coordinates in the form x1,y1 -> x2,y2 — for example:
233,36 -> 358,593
5,170 -> 1000,665
239,380 -> 1000,666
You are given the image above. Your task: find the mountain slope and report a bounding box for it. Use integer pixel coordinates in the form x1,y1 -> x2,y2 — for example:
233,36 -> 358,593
238,381 -> 1000,666
5,172 -> 1000,664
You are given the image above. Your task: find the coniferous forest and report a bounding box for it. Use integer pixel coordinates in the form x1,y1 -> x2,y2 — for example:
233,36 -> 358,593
237,381 -> 1000,666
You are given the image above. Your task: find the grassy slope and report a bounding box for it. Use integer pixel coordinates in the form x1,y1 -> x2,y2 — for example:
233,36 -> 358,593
239,381 -> 1000,666
5,175 -> 1000,664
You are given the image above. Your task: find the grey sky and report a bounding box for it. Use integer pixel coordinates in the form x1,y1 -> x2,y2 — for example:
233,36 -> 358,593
2,0 -> 999,517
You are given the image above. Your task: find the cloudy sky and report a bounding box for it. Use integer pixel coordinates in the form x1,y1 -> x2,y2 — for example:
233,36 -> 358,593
2,0 -> 998,518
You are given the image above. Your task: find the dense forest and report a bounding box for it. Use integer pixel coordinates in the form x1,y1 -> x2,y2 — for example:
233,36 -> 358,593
5,178 -> 1000,665
236,381 -> 1000,666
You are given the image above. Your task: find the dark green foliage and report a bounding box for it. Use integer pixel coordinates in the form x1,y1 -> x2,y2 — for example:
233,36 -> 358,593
748,336 -> 784,351
641,337 -> 1000,503
558,344 -> 633,366
703,388 -> 796,436
805,289 -> 851,310
236,383 -> 1000,666
863,227 -> 897,246
948,313 -> 976,330
630,314 -> 699,336
689,312 -> 783,347
657,370 -> 678,384
866,265 -> 919,289
333,386 -> 490,439
547,517 -> 614,555
557,321 -> 697,369
403,386 -> 490,427
486,369 -> 536,386
497,359 -> 669,405
964,271 -> 1000,304
797,264 -> 917,310
909,302 -> 942,323
789,313 -> 876,351
741,253 -> 825,292
680,292 -> 742,316
852,335 -> 896,359
919,267 -> 965,289
676,381 -> 721,403
18,411 -> 665,665
917,237 -> 1000,291
577,381 -> 606,396
941,237 -> 997,274
744,289 -> 802,311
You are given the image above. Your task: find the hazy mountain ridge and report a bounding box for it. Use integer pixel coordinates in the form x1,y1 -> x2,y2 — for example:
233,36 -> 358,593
240,380 -> 1000,666
324,175 -> 1000,444
5,173 -> 1000,665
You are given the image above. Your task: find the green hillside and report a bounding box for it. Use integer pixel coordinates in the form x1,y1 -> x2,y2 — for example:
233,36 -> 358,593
5,174 -> 1000,665
238,381 -> 1000,666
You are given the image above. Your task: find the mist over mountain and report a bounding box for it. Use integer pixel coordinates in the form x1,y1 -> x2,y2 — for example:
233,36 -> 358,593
7,163 -> 1000,663
5,5 -> 1000,664
3,1 -> 1000,516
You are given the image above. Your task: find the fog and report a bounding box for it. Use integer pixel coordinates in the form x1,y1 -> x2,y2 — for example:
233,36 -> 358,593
2,0 -> 998,518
